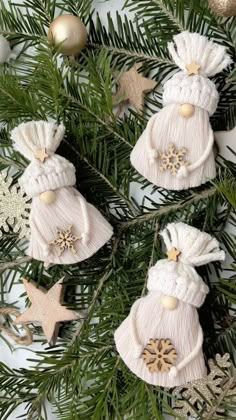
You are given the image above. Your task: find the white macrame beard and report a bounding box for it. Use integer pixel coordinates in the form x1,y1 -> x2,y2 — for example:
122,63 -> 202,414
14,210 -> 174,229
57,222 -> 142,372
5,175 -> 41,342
115,289 -> 206,387
28,187 -> 113,265
130,103 -> 216,190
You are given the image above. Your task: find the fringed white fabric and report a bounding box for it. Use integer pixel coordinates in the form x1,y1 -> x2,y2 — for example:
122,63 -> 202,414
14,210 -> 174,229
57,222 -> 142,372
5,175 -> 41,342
114,222 -> 225,387
160,222 -> 225,267
115,291 -> 207,387
168,31 -> 232,77
28,187 -> 113,264
131,104 -> 216,190
11,121 -> 113,265
11,121 -> 65,160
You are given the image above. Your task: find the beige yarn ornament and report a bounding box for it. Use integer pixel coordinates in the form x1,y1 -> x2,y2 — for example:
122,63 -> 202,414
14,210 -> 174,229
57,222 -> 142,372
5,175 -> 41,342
114,222 -> 225,387
11,121 -> 113,266
208,0 -> 236,16
130,31 -> 232,190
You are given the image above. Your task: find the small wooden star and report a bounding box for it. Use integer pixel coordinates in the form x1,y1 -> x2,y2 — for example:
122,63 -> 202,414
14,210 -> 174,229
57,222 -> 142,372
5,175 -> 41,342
49,225 -> 81,256
14,278 -> 80,345
186,62 -> 201,76
167,247 -> 181,262
34,148 -> 49,162
113,63 -> 157,113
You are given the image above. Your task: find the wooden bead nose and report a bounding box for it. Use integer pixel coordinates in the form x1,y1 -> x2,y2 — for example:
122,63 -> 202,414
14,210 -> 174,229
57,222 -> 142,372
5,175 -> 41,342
39,190 -> 56,204
179,103 -> 195,118
161,295 -> 178,310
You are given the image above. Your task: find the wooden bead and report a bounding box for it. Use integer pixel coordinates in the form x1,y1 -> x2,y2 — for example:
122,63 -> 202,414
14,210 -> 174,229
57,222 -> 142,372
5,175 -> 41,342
179,103 -> 195,118
40,190 -> 56,204
161,295 -> 178,310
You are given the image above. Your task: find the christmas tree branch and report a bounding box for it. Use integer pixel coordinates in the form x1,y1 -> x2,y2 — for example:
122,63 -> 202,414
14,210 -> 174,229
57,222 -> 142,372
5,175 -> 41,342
64,140 -> 135,213
141,222 -> 159,296
64,94 -> 133,148
89,42 -> 172,66
0,256 -> 32,271
121,186 -> 217,229
0,0 -> 235,418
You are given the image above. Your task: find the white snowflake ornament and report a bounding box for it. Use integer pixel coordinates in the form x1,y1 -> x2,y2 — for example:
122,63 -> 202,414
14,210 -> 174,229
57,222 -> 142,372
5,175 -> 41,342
0,171 -> 31,238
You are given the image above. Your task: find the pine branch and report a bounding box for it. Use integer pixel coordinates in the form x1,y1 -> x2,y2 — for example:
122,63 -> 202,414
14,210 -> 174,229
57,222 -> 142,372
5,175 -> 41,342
58,0 -> 94,23
0,256 -> 32,271
89,13 -> 173,77
0,1 -> 235,418
121,186 -> 217,229
214,171 -> 236,208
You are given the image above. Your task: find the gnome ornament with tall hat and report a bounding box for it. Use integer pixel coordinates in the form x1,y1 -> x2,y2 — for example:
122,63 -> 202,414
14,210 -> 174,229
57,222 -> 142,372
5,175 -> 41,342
11,121 -> 113,265
130,31 -> 232,190
114,222 -> 225,387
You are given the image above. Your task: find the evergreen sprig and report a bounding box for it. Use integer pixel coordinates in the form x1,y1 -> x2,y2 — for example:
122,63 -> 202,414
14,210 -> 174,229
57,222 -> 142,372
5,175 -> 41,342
0,0 -> 235,419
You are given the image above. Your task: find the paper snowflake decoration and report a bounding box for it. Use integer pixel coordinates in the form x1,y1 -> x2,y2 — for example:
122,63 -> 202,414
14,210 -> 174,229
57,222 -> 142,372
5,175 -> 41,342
159,144 -> 188,176
0,171 -> 30,239
49,225 -> 81,256
173,353 -> 236,418
143,338 -> 177,373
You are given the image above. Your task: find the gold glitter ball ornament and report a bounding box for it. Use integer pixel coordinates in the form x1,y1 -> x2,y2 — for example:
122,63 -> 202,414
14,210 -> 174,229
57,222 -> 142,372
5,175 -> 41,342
208,0 -> 236,16
0,171 -> 30,238
48,15 -> 88,56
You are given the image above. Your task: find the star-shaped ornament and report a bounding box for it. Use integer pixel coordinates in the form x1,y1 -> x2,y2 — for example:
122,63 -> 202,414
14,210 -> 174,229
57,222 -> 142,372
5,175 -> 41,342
167,247 -> 181,262
14,278 -> 80,345
49,225 -> 81,256
113,63 -> 157,113
186,62 -> 201,76
34,148 -> 49,162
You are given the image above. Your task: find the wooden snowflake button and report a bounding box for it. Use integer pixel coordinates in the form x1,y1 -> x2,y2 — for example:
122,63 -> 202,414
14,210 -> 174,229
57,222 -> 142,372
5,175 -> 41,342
142,338 -> 177,373
49,225 -> 81,256
159,144 -> 188,176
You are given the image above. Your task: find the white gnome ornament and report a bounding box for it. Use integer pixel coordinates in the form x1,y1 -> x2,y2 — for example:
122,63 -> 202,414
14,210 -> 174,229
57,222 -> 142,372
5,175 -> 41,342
130,31 -> 232,190
0,35 -> 15,63
115,222 -> 225,387
11,121 -> 113,265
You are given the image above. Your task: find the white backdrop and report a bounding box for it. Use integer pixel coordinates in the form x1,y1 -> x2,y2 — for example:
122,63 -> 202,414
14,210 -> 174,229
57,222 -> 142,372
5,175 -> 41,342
2,1 -> 236,419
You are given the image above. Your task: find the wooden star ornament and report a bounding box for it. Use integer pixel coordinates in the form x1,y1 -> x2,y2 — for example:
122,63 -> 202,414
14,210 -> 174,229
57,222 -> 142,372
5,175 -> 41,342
34,148 -> 49,162
14,278 -> 80,345
186,62 -> 201,76
113,63 -> 157,113
167,247 -> 181,262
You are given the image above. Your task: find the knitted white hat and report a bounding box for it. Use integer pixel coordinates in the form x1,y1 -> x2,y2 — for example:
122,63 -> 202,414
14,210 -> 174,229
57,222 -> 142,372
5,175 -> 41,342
11,121 -> 76,198
163,73 -> 219,115
163,31 -> 231,115
147,222 -> 225,307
